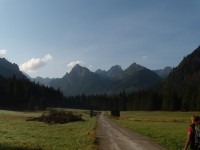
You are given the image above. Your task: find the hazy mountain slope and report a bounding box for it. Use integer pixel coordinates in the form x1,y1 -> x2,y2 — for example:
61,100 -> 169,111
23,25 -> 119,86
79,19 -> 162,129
49,63 -> 161,96
154,66 -> 172,78
0,58 -> 25,79
95,65 -> 123,80
50,64 -> 110,96
32,77 -> 51,87
112,64 -> 161,92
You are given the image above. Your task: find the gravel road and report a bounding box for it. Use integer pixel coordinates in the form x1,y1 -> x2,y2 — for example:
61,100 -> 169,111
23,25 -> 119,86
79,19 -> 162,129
96,114 -> 166,150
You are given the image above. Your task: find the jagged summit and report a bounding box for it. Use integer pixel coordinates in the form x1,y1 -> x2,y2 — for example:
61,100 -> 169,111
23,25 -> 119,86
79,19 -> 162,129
69,64 -> 91,77
124,62 -> 145,76
107,65 -> 123,79
108,65 -> 123,72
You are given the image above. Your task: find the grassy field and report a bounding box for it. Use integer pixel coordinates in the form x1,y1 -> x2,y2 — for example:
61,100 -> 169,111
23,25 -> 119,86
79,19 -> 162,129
0,109 -> 97,150
109,111 -> 199,150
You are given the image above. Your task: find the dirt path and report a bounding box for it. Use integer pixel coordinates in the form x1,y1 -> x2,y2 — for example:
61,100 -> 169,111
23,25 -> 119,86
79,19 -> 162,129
96,114 -> 166,150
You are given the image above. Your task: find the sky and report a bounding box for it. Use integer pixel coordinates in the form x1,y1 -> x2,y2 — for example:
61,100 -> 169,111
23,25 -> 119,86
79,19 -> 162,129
0,0 -> 200,78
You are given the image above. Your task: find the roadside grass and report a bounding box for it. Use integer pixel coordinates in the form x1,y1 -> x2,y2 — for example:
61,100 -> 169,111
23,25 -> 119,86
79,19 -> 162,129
109,111 -> 199,150
0,109 -> 97,150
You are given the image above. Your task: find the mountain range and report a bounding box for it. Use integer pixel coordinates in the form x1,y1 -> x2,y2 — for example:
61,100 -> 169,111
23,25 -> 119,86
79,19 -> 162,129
32,63 -> 170,96
0,56 -> 172,97
1,45 -> 200,111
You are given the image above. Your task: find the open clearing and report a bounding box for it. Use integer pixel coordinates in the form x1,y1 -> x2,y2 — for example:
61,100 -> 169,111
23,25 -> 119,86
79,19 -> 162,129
0,109 -> 96,150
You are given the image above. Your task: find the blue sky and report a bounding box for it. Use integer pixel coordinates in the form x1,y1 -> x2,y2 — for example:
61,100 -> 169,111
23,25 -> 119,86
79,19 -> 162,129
0,0 -> 200,78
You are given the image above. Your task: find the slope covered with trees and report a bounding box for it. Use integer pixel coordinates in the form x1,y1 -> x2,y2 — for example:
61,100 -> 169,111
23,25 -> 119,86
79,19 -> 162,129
0,75 -> 65,110
63,46 -> 200,111
1,46 -> 200,111
0,58 -> 65,110
162,46 -> 200,111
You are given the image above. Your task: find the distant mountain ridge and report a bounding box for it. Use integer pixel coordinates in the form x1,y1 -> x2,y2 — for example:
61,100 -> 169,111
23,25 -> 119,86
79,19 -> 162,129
32,63 -> 162,96
1,45 -> 200,111
0,56 -> 169,97
32,77 -> 51,87
153,66 -> 172,78
95,65 -> 123,80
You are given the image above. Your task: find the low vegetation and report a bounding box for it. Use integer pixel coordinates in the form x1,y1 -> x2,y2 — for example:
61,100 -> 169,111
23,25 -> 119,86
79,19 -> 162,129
109,111 -> 199,150
0,109 -> 97,150
27,108 -> 83,124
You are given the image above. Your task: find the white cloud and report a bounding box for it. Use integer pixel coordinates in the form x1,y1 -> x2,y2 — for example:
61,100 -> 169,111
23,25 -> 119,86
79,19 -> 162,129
43,54 -> 53,62
0,49 -> 7,58
20,54 -> 53,73
66,60 -> 92,72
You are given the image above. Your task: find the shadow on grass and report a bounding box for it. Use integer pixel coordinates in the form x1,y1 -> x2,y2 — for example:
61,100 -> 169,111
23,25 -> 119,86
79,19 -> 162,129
0,144 -> 42,150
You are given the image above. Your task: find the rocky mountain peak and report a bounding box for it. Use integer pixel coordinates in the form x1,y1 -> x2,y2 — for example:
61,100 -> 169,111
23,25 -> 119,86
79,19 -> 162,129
107,65 -> 123,79
70,64 -> 91,77
124,63 -> 145,76
108,65 -> 123,72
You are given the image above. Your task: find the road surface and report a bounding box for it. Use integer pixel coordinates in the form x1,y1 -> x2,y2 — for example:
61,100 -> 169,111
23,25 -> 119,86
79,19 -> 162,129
96,114 -> 166,150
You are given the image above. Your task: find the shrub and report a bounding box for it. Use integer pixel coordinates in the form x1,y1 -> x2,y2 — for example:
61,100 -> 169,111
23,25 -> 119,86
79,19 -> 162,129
27,108 -> 83,124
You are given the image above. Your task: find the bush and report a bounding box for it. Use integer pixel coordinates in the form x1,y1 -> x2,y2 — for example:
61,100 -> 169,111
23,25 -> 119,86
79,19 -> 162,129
27,108 -> 83,124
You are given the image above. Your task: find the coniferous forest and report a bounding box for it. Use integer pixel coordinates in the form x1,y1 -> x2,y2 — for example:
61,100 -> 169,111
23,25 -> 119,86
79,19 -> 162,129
0,46 -> 200,111
61,46 -> 200,111
0,75 -> 65,110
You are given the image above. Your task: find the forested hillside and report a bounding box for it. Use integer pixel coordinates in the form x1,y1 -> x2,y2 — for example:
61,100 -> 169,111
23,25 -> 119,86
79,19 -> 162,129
0,75 -> 65,110
0,58 -> 25,79
162,46 -> 200,111
1,46 -> 200,111
63,46 -> 200,111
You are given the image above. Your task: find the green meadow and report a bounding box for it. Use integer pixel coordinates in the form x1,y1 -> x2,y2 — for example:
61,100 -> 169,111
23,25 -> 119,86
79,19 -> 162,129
109,111 -> 200,150
0,109 -> 97,150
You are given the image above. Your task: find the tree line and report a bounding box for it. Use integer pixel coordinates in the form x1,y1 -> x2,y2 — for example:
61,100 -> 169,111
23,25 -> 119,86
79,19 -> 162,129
0,75 -> 65,110
1,74 -> 200,111
1,71 -> 200,111
63,82 -> 200,111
